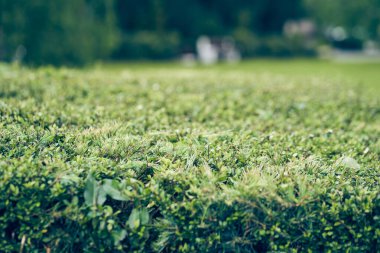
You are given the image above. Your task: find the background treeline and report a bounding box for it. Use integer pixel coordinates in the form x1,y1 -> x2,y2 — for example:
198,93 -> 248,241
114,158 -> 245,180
0,0 -> 379,65
114,0 -> 306,60
0,0 -> 118,66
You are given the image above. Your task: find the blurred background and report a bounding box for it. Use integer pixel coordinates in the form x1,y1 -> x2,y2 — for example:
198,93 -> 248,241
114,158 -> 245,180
0,0 -> 379,66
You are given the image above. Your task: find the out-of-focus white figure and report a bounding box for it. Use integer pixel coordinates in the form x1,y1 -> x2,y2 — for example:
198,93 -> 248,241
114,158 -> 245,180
196,36 -> 218,65
196,36 -> 240,65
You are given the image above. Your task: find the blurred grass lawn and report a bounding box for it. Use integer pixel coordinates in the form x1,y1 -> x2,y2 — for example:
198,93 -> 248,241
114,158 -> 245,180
102,59 -> 380,93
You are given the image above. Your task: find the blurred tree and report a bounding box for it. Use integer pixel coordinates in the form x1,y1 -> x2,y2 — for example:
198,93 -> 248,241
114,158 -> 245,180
3,0 -> 379,63
0,0 -> 119,66
115,0 -> 305,58
304,0 -> 380,40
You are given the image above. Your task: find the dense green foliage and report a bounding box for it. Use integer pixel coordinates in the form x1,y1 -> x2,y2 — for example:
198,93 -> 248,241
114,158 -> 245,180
114,0 -> 308,59
0,60 -> 379,251
1,0 -> 379,64
305,0 -> 380,39
0,0 -> 118,66
116,0 -> 304,36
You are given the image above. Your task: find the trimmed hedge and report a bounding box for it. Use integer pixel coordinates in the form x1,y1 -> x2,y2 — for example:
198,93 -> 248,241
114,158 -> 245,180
1,161 -> 378,252
0,63 -> 379,252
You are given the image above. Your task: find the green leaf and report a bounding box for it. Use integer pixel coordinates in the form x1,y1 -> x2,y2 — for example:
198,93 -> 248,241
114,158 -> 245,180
97,185 -> 107,206
127,208 -> 150,229
112,229 -> 127,245
84,174 -> 96,206
102,179 -> 129,201
84,174 -> 106,206
128,208 -> 140,229
140,208 -> 150,225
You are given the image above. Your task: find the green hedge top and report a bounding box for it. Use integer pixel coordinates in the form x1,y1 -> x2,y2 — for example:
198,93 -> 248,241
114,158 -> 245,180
0,63 -> 379,252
